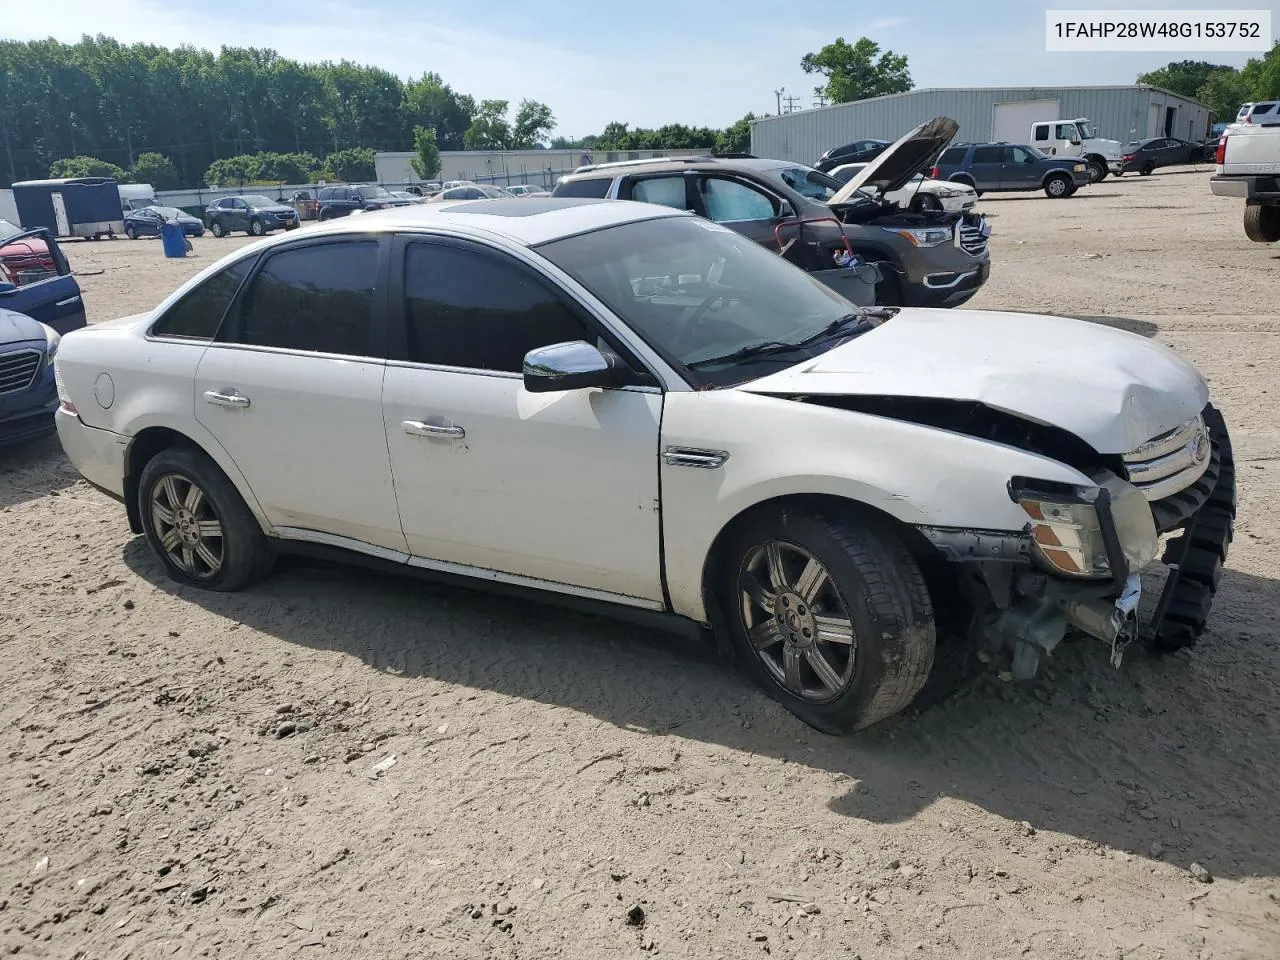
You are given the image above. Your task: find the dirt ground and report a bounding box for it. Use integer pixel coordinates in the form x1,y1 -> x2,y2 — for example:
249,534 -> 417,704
3,169 -> 1279,960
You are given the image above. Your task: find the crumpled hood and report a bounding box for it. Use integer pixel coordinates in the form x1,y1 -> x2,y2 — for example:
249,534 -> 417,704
0,307 -> 45,345
737,309 -> 1208,455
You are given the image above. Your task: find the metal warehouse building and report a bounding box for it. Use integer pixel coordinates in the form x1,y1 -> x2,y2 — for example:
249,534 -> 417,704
750,85 -> 1211,165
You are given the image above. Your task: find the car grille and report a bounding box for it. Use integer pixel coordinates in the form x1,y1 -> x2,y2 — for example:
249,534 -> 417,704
1123,413 -> 1212,503
957,221 -> 988,257
0,349 -> 42,396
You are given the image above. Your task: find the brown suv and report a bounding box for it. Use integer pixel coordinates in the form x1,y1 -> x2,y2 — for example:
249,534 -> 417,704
552,120 -> 991,308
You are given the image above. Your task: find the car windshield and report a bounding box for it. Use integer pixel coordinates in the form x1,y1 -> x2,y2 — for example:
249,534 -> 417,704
356,185 -> 392,199
241,195 -> 275,207
536,216 -> 870,386
1077,122 -> 1096,138
770,165 -> 843,201
478,185 -> 515,198
150,207 -> 184,218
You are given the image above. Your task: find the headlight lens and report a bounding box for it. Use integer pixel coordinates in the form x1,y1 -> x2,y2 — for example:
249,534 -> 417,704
1073,163 -> 1085,172
1014,473 -> 1158,578
39,322 -> 60,363
882,225 -> 953,247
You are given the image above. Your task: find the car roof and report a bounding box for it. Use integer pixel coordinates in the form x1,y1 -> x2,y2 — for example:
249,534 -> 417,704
233,197 -> 689,248
561,156 -> 801,181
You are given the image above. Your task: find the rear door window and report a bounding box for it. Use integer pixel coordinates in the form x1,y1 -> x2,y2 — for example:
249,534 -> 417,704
938,148 -> 966,164
553,178 -> 612,199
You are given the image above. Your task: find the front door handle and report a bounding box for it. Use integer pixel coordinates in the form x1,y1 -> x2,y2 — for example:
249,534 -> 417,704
403,420 -> 465,440
204,389 -> 250,408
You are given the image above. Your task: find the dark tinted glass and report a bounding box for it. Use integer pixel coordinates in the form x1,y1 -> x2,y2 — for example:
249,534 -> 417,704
554,178 -> 612,198
938,148 -> 965,164
972,146 -> 1002,163
235,241 -> 378,356
403,243 -> 590,372
151,257 -> 252,340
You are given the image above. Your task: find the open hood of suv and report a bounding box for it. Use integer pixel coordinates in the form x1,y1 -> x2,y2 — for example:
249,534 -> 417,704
736,309 -> 1208,455
828,117 -> 959,205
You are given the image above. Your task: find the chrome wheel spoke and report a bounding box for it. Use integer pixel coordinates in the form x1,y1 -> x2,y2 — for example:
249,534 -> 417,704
197,520 -> 223,539
814,614 -> 855,645
195,542 -> 221,571
184,483 -> 205,513
161,476 -> 181,508
160,528 -> 182,553
805,646 -> 844,694
763,542 -> 788,592
741,571 -> 776,612
180,545 -> 196,571
152,503 -> 175,526
782,645 -> 804,694
793,558 -> 827,605
748,618 -> 784,652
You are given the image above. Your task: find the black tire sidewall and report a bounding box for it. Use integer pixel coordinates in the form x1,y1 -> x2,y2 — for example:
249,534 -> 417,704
137,446 -> 271,592
1045,175 -> 1069,197
718,507 -> 932,734
211,220 -> 225,237
249,219 -> 264,236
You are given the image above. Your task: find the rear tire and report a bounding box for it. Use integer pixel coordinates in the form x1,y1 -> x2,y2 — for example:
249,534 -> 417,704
718,504 -> 936,734
210,220 -> 226,238
1044,174 -> 1071,198
1243,203 -> 1280,243
138,445 -> 274,592
1087,160 -> 1108,183
1140,163 -> 1154,176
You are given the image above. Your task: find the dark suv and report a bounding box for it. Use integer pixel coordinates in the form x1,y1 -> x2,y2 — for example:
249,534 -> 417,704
553,120 -> 990,308
315,184 -> 416,220
933,143 -> 1090,198
814,139 -> 891,173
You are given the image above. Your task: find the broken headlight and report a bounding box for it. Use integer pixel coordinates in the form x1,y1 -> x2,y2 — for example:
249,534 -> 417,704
1011,473 -> 1158,579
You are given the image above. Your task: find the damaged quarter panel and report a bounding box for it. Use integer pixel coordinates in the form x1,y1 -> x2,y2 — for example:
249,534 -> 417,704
659,389 -> 1092,623
738,309 -> 1209,454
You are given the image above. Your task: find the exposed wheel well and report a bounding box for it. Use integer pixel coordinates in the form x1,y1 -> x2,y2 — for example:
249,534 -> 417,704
122,427 -> 199,533
697,493 -> 951,643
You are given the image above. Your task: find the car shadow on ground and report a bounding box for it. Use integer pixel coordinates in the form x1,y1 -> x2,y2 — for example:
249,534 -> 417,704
124,537 -> 1280,881
1021,313 -> 1160,339
0,434 -> 81,510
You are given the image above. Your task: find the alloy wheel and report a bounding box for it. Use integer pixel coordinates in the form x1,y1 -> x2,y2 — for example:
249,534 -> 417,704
738,540 -> 857,702
149,473 -> 224,578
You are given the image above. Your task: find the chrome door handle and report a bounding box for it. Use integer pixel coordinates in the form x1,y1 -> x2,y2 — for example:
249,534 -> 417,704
403,420 -> 465,440
204,389 -> 250,408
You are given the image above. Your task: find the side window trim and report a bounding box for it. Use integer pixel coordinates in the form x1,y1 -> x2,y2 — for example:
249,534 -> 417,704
212,234 -> 392,360
385,232 -> 661,387
146,251 -> 262,341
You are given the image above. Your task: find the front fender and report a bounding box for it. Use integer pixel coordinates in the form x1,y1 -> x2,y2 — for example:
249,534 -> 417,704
658,390 -> 1090,622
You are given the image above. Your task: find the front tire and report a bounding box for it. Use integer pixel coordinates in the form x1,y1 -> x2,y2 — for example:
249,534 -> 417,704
138,446 -> 274,592
124,225 -> 136,240
718,505 -> 936,733
248,218 -> 266,236
1044,174 -> 1071,198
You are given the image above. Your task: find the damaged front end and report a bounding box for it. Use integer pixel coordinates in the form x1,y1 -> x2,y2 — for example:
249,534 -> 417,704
915,406 -> 1235,679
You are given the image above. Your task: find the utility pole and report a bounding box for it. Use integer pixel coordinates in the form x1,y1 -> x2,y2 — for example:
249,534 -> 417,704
813,93 -> 829,108
783,94 -> 802,114
774,87 -> 785,115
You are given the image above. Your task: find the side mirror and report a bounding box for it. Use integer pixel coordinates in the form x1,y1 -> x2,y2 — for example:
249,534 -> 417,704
0,281 -> 16,296
523,341 -> 633,393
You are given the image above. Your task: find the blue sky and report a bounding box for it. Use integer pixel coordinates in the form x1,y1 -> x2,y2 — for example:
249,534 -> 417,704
7,0 -> 1278,137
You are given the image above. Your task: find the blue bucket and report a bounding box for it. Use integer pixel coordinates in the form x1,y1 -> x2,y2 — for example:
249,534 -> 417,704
160,220 -> 187,258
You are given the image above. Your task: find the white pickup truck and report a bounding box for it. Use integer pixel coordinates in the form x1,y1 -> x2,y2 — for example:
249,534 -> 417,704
1210,121 -> 1280,243
1030,119 -> 1125,183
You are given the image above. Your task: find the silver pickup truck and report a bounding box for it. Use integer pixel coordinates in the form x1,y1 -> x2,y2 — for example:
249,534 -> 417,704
1210,118 -> 1280,243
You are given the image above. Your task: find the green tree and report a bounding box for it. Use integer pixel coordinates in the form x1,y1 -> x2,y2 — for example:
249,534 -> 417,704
801,37 -> 911,103
409,125 -> 440,179
1137,60 -> 1237,99
1196,71 -> 1252,122
715,114 -> 756,154
49,155 -> 126,179
325,146 -> 376,181
512,99 -> 555,148
126,151 -> 179,189
204,155 -> 253,186
464,100 -> 512,150
1241,40 -> 1280,101
402,72 -> 475,150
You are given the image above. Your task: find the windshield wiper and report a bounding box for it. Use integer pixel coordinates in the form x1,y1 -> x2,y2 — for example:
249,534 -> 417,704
794,312 -> 870,347
685,340 -> 811,370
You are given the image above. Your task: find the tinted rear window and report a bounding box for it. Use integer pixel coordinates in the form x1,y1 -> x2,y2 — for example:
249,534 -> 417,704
553,178 -> 612,199
938,148 -> 966,164
151,257 -> 252,340
1254,103 -> 1275,115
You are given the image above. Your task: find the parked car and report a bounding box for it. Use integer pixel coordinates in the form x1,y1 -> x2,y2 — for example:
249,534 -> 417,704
827,163 -> 977,213
1235,101 -> 1278,126
814,139 -> 891,173
505,184 -> 551,198
1,227 -> 85,445
553,118 -> 991,308
933,143 -> 1090,197
1119,138 -> 1207,175
204,196 -> 299,237
313,184 -> 417,220
1211,122 -> 1280,243
290,190 -> 320,220
389,190 -> 425,203
426,185 -> 517,201
51,199 -> 1234,733
0,226 -> 86,333
124,206 -> 205,239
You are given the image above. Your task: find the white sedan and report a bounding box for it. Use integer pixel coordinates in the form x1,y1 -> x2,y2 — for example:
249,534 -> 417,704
828,161 -> 978,213
53,199 -> 1234,733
